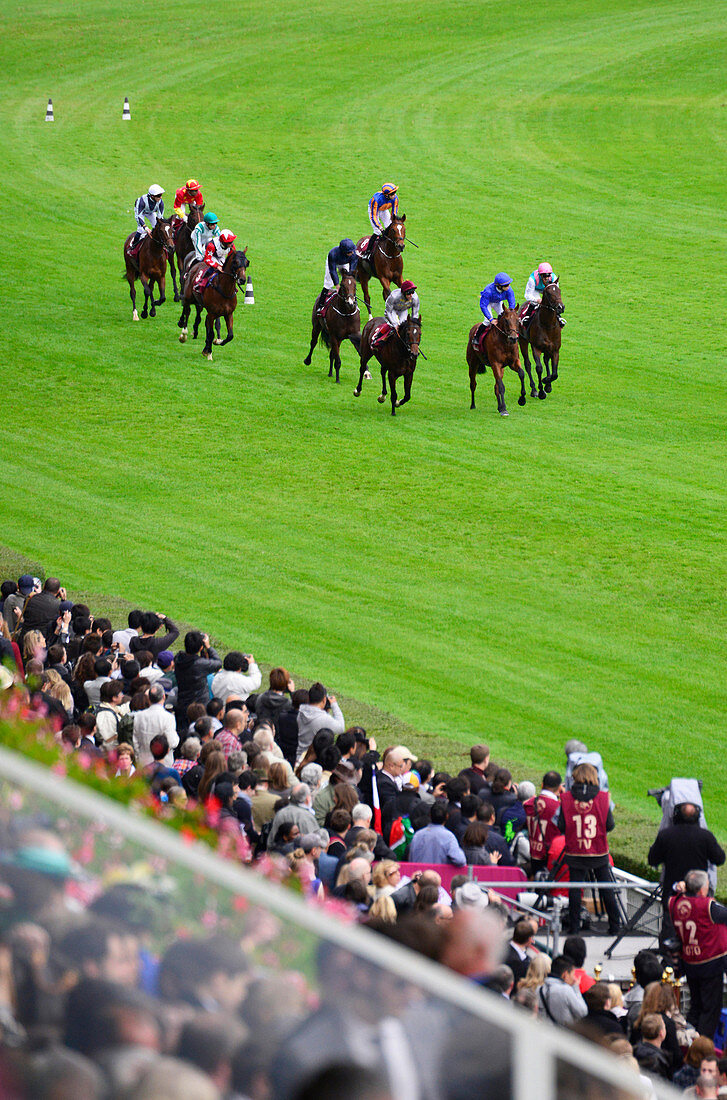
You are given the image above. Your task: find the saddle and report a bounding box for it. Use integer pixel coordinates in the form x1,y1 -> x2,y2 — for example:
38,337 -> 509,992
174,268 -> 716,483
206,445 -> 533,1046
193,267 -> 217,294
126,236 -> 144,260
356,237 -> 371,260
317,290 -> 338,319
472,322 -> 490,362
370,320 -> 393,348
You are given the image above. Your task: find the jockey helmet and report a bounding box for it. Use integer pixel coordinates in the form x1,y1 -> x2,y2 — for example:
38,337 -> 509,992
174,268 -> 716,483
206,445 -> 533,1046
219,230 -> 237,245
186,178 -> 200,192
494,272 -> 512,290
401,279 -> 417,294
382,182 -> 398,195
340,238 -> 355,253
537,262 -> 553,276
204,212 -> 219,226
148,184 -> 164,197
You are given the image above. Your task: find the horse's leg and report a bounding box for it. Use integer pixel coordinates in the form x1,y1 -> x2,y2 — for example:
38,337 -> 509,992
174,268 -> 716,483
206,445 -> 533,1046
514,362 -> 527,406
213,316 -> 222,345
304,314 -> 321,365
192,302 -> 202,339
170,254 -> 180,302
378,361 -> 388,405
469,363 -> 477,410
126,268 -> 139,321
493,364 -> 507,416
354,338 -> 371,397
139,274 -> 152,318
520,338 -> 537,398
532,348 -> 546,399
396,370 -> 412,409
550,347 -> 560,383
543,353 -> 552,392
178,301 -> 190,342
155,270 -> 166,308
380,277 -> 391,304
220,311 -> 234,346
389,370 -> 398,415
149,276 -> 158,317
203,314 -> 214,359
330,337 -> 342,382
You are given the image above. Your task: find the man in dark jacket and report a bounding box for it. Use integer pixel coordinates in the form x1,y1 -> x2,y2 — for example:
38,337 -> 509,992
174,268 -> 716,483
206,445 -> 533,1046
174,631 -> 222,729
459,744 -> 491,796
17,577 -> 65,641
648,803 -> 725,939
129,612 -> 179,657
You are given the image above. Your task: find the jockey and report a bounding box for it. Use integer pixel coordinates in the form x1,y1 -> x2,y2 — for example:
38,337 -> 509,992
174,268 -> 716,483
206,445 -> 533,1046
522,262 -> 566,326
173,179 -> 204,222
372,280 -> 420,346
131,184 -> 165,248
198,230 -> 236,289
191,212 -> 220,265
315,239 -> 357,312
479,273 -> 516,327
364,183 -> 399,261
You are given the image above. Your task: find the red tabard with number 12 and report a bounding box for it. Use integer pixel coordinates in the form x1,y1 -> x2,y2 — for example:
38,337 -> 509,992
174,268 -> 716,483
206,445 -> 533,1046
668,894 -> 727,964
561,790 -> 610,858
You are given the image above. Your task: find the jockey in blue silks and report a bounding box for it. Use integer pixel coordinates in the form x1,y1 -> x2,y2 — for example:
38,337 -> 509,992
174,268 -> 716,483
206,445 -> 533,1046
314,239 -> 357,312
479,273 -> 516,326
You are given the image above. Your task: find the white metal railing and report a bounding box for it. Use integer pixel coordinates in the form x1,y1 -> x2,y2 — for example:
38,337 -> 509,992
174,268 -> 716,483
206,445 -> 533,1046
0,746 -> 679,1099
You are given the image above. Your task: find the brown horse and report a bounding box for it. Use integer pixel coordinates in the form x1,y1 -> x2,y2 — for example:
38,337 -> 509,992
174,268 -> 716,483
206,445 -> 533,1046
518,281 -> 564,399
354,315 -> 422,416
123,219 -> 174,320
303,272 -> 361,382
170,203 -> 204,301
355,215 -> 406,315
177,247 -> 249,360
467,307 -> 525,417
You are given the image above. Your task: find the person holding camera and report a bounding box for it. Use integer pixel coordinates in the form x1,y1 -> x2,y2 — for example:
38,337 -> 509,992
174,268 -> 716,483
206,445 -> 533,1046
174,631 -> 222,729
648,803 -> 725,942
296,682 -> 345,761
556,762 -> 620,935
211,651 -> 262,703
670,870 -> 727,1038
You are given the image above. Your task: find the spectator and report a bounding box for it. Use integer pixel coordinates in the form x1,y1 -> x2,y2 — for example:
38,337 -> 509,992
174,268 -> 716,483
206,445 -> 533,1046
112,609 -> 143,651
673,1038 -> 718,1091
459,743 -> 491,796
133,683 -> 179,767
129,612 -> 179,657
83,657 -> 113,709
254,667 -> 294,728
175,632 -> 222,725
538,955 -> 588,1025
556,762 -> 620,935
372,747 -> 408,811
313,759 -> 358,827
408,802 -> 466,866
583,982 -> 625,1037
631,981 -> 683,1075
174,736 -> 201,776
17,576 -> 65,641
632,1014 -> 670,1080
561,935 -> 595,994
489,769 -> 516,820
96,679 -> 131,748
2,575 -> 29,630
477,802 -> 513,866
210,651 -> 262,703
214,707 -> 247,762
296,682 -> 345,761
504,921 -> 535,986
268,784 -> 318,850
516,954 -> 551,994
669,870 -> 727,1040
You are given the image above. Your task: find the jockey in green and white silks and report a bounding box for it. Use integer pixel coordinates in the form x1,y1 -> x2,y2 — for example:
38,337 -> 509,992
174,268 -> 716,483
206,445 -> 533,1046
191,212 -> 221,264
521,263 -> 566,327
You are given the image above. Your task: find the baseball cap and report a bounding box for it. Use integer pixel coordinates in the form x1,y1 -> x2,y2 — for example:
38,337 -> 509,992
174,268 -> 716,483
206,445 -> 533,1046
157,650 -> 174,670
300,834 -> 322,853
18,574 -> 34,595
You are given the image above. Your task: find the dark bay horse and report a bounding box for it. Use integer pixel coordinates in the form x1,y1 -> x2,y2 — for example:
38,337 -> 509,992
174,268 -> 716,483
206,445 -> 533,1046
170,203 -> 204,300
354,315 -> 422,416
518,281 -> 565,399
467,307 -> 525,416
123,219 -> 174,320
177,247 -> 249,360
303,272 -> 361,382
355,215 -> 406,315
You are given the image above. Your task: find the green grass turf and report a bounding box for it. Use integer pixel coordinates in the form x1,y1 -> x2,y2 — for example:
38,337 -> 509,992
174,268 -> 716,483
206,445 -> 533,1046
1,0 -> 726,871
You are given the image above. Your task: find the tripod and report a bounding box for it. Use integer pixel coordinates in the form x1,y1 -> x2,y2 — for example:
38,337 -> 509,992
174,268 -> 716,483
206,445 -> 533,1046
604,880 -> 662,959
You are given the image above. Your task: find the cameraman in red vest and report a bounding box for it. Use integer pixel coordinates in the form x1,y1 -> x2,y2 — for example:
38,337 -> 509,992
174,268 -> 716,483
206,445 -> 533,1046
556,762 -> 620,935
669,869 -> 727,1038
524,770 -> 562,874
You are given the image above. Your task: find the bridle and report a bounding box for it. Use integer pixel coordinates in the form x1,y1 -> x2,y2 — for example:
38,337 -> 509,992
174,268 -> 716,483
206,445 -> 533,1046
207,253 -> 248,298
493,315 -> 519,344
378,223 -> 405,258
331,279 -> 359,317
540,286 -> 563,315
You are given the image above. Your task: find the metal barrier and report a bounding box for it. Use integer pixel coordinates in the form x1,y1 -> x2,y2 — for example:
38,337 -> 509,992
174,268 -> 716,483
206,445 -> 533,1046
0,746 -> 679,1099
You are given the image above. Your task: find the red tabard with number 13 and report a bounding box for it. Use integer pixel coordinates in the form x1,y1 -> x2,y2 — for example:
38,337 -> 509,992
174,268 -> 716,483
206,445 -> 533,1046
561,790 -> 610,858
668,894 -> 727,963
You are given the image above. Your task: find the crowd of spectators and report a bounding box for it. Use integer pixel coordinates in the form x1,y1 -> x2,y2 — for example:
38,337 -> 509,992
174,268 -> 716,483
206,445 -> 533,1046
1,572 -> 727,1097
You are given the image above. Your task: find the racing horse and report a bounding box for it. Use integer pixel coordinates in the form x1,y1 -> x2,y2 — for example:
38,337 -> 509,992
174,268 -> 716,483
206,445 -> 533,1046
518,280 -> 565,399
467,306 -> 525,416
355,215 -> 406,315
354,314 -> 422,416
303,272 -> 361,382
123,219 -> 174,320
169,203 -> 204,301
177,247 -> 249,360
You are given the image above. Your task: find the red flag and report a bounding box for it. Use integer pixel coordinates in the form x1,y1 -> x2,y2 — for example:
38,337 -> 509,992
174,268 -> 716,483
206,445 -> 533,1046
372,763 -> 382,835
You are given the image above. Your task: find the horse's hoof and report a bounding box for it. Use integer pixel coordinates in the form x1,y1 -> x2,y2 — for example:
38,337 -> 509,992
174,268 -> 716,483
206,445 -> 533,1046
377,395 -> 386,404
530,390 -> 537,398
173,293 -> 180,302
395,400 -> 402,407
179,334 -> 187,343
353,389 -> 360,397
500,410 -> 509,417
303,356 -> 311,365
213,338 -> 222,345
203,352 -> 213,360
518,396 -> 526,406
364,370 -> 372,380
132,311 -> 139,321
335,378 -> 340,384
538,391 -> 546,400
544,382 -> 552,393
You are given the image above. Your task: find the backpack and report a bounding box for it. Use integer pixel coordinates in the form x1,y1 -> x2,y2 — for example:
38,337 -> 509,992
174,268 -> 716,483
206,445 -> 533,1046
95,706 -> 135,746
